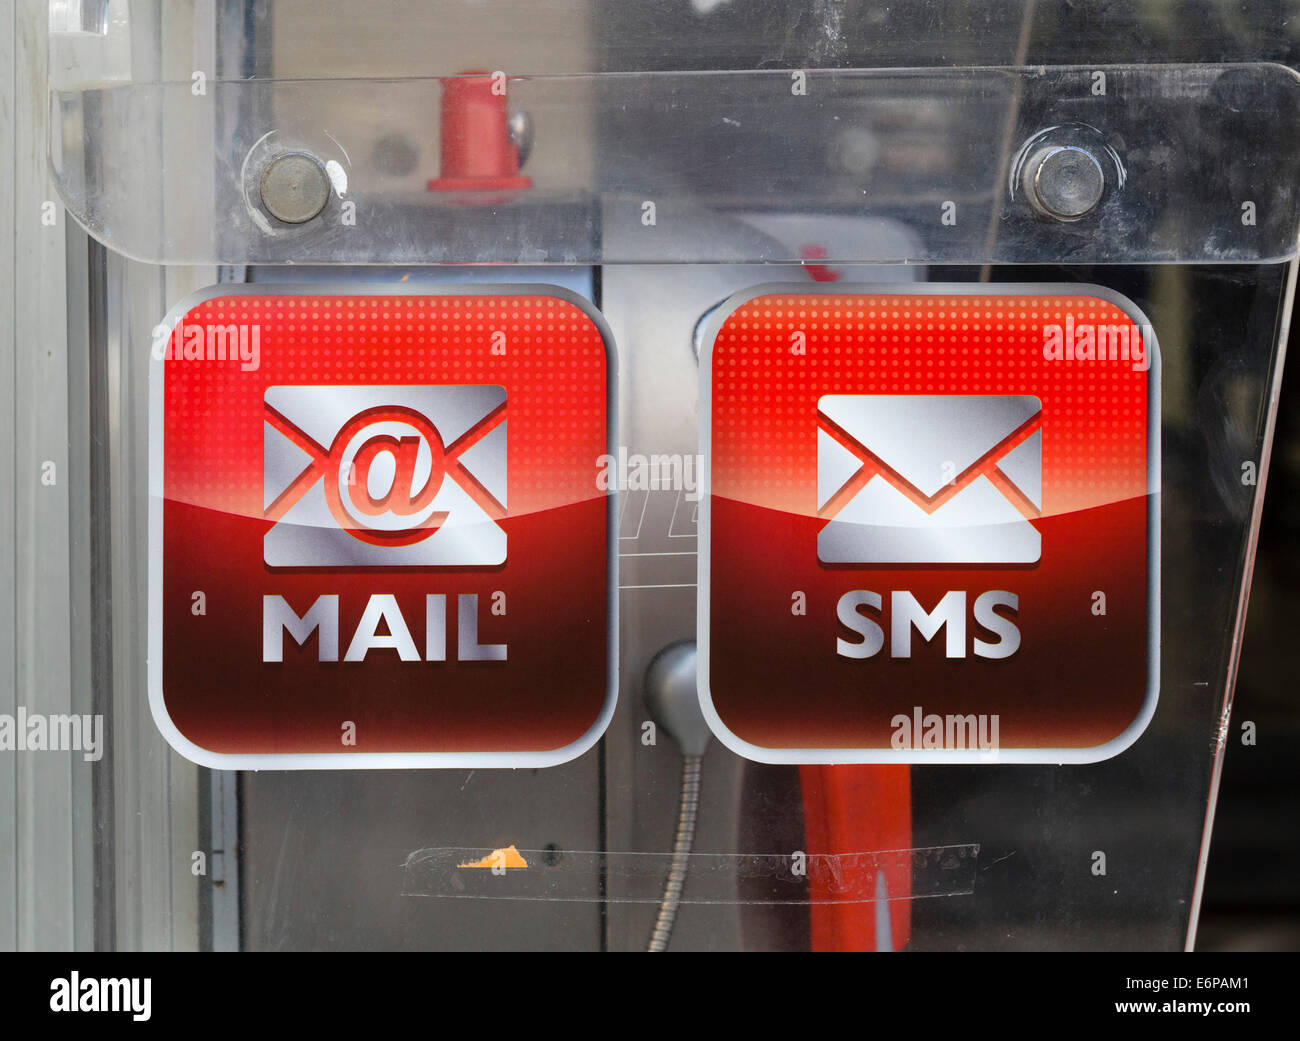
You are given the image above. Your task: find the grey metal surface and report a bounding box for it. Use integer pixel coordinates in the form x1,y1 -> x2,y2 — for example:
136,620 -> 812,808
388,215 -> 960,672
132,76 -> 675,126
67,230 -> 104,953
206,770 -> 240,951
599,258 -> 750,952
0,0 -> 94,952
66,0 -> 217,952
102,251 -> 208,951
0,0 -> 16,952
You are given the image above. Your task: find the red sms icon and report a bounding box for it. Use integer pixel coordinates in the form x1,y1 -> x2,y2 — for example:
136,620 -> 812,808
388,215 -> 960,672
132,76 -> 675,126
150,287 -> 616,769
699,285 -> 1159,764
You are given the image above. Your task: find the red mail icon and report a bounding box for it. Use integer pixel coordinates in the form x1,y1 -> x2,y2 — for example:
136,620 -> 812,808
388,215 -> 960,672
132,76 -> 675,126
816,394 -> 1042,565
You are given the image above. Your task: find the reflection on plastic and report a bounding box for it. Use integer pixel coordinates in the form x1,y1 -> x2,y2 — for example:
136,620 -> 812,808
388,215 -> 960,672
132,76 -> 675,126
402,844 -> 978,904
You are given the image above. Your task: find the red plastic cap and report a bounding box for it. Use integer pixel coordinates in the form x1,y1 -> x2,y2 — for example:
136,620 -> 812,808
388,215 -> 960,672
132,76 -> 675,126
429,71 -> 532,192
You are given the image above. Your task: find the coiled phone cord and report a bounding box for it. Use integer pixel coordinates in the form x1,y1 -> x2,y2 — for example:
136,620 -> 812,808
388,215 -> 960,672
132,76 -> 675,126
647,754 -> 703,952
643,641 -> 710,953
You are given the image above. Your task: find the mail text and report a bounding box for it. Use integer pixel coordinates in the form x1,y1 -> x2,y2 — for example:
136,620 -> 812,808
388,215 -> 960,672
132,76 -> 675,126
263,593 -> 507,662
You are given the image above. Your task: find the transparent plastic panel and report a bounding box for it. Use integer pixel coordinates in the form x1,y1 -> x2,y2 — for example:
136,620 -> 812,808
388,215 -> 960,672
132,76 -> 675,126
49,65 -> 1300,265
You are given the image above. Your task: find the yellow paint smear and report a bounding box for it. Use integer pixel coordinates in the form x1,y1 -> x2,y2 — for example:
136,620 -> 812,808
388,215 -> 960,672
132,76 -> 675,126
457,845 -> 529,870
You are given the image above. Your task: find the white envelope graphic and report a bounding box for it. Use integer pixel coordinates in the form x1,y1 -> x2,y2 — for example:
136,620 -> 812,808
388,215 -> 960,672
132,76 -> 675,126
817,395 -> 1041,565
263,385 -> 507,568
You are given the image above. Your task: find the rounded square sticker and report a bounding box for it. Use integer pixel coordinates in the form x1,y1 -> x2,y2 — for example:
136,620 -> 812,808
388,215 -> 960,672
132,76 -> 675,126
149,286 -> 616,768
699,285 -> 1159,764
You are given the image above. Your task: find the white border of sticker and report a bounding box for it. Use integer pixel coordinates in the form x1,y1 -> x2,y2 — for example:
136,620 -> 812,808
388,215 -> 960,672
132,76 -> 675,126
696,282 -> 1162,765
148,283 -> 619,770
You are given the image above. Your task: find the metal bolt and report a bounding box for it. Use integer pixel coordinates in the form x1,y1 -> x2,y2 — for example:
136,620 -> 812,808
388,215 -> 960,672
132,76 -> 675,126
1025,145 -> 1105,221
259,152 -> 330,224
